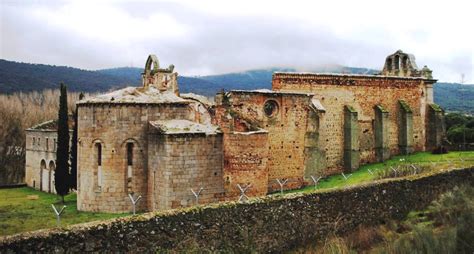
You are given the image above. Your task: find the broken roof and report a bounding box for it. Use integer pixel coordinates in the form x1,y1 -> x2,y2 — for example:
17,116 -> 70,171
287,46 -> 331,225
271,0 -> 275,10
149,119 -> 220,135
77,86 -> 190,105
181,93 -> 214,107
27,119 -> 74,131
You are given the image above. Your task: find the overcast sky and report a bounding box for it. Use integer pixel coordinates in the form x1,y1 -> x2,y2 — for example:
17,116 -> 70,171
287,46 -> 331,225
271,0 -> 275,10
1,0 -> 473,83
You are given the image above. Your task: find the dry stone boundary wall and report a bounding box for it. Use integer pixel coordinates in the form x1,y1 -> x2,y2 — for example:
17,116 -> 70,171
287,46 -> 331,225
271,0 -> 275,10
1,168 -> 473,253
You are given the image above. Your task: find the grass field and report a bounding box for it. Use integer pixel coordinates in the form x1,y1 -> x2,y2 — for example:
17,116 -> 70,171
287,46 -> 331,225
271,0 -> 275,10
286,151 -> 474,194
0,188 -> 127,236
1,151 -> 473,237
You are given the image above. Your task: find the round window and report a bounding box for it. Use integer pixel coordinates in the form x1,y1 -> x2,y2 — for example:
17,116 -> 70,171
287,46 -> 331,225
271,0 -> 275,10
264,100 -> 278,117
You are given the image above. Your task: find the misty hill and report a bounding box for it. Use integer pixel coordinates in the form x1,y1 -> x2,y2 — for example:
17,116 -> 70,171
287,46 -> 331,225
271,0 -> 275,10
1,59 -> 472,113
98,66 -> 379,94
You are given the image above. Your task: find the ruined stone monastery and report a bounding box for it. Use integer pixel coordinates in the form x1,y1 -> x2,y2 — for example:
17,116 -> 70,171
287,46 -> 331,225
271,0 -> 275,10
25,50 -> 446,212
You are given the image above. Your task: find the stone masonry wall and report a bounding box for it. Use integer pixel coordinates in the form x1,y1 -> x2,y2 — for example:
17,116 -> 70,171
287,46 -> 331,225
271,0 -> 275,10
77,103 -> 192,213
147,133 -> 225,211
273,74 -> 435,173
221,91 -> 314,192
2,168 -> 472,253
223,131 -> 269,199
25,130 -> 58,193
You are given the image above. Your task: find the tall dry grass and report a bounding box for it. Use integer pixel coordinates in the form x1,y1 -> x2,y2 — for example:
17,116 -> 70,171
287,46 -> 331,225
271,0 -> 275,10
0,89 -> 84,185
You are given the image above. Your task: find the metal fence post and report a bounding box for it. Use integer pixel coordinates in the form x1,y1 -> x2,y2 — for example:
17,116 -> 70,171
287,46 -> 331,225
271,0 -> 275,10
51,204 -> 66,227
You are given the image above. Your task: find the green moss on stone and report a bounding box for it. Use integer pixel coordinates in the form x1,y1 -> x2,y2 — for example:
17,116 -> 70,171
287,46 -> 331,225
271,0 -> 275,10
398,100 -> 413,113
375,104 -> 389,113
429,103 -> 443,112
345,105 -> 357,113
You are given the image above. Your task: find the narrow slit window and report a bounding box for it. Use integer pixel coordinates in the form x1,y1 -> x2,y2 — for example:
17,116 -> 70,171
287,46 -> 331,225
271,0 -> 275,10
46,138 -> 49,150
96,143 -> 102,166
127,142 -> 134,166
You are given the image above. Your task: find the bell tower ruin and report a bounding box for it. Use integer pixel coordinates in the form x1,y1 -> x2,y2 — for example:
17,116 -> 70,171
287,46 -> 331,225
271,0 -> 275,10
142,54 -> 179,95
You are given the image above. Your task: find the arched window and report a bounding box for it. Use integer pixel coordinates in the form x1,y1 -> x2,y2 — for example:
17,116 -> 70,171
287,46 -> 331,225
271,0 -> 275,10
48,161 -> 55,193
394,55 -> 400,70
96,143 -> 102,166
95,142 -> 103,189
386,58 -> 392,71
40,160 -> 47,191
402,56 -> 408,70
127,142 -> 134,166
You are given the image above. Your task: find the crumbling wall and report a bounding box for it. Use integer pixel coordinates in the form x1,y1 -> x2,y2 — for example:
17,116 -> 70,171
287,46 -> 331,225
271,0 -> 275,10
2,168 -> 472,253
222,131 -> 269,199
426,104 -> 446,151
216,91 -> 314,192
273,74 -> 434,173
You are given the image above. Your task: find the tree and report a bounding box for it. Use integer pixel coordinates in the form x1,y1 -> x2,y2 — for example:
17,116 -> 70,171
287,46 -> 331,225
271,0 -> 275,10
55,83 -> 70,202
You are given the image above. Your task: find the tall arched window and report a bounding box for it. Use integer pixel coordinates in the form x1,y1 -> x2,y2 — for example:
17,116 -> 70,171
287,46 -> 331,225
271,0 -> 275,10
394,55 -> 400,70
40,160 -> 47,191
126,142 -> 134,193
127,142 -> 134,166
96,143 -> 102,166
386,58 -> 392,71
95,143 -> 103,189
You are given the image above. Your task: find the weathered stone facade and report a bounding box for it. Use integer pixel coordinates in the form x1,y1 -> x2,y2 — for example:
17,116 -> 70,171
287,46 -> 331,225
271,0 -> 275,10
25,120 -> 73,194
24,50 -> 446,212
272,70 -> 439,173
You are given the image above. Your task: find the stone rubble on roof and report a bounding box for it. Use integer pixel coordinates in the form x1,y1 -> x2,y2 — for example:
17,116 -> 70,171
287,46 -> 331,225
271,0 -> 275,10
149,119 -> 220,135
181,93 -> 214,106
79,86 -> 189,104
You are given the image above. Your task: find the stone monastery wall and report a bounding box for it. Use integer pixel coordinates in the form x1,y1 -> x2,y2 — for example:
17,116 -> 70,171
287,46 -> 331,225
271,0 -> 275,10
273,74 -> 435,173
216,91 -> 317,191
147,133 -> 224,211
25,130 -> 58,193
2,168 -> 472,253
77,103 -> 191,212
222,131 -> 269,198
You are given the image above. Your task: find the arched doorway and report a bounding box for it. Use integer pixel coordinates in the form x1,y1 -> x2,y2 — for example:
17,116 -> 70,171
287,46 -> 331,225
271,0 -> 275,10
40,160 -> 47,191
48,161 -> 56,193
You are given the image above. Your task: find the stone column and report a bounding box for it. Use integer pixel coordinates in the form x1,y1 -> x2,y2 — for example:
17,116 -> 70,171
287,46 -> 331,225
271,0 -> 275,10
426,104 -> 445,151
344,105 -> 359,172
374,105 -> 390,162
398,100 -> 414,154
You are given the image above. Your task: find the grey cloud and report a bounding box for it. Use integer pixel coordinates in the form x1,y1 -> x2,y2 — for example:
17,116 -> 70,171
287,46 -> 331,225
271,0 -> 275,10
1,1 -> 471,83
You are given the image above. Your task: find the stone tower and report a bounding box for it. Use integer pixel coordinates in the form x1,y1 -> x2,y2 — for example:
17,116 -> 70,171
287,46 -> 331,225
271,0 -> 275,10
382,50 -> 432,79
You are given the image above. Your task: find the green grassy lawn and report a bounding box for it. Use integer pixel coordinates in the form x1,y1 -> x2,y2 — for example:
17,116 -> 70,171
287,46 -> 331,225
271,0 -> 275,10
1,151 -> 473,237
0,188 -> 127,236
286,151 -> 474,194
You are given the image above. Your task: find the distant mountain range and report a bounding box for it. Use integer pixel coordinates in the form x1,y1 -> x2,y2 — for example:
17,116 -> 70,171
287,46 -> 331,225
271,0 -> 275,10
1,59 -> 473,113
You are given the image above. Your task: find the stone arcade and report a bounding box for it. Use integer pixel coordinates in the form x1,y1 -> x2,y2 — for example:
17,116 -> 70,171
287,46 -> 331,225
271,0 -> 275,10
25,50 -> 445,212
